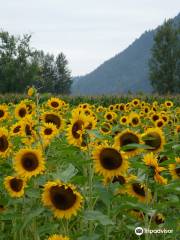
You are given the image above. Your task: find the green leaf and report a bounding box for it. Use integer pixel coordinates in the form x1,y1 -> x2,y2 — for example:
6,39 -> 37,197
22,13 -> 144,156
78,234 -> 100,240
84,210 -> 114,226
172,144 -> 180,150
121,143 -> 154,151
54,164 -> 78,182
20,208 -> 44,232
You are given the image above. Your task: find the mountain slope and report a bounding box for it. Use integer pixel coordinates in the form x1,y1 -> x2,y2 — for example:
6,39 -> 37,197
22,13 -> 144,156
72,13 -> 180,95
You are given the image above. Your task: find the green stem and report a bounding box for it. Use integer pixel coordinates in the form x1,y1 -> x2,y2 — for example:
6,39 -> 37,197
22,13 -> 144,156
105,200 -> 111,240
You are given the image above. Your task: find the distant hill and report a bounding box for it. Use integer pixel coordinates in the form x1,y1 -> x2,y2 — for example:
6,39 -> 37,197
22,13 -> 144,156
72,13 -> 180,95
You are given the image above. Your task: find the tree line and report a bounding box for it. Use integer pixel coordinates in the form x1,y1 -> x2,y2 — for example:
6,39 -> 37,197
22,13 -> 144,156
0,31 -> 72,94
149,19 -> 180,94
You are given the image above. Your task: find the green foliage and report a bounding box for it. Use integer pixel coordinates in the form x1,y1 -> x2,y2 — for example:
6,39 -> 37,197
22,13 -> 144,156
149,19 -> 180,94
0,31 -> 72,94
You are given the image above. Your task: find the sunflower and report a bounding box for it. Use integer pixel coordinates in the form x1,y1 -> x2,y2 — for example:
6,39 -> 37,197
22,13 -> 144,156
132,99 -> 140,107
42,181 -> 83,219
41,111 -> 64,130
66,113 -> 89,147
143,106 -> 150,115
26,101 -> 36,115
154,213 -> 165,225
10,122 -> 23,136
108,105 -> 114,111
141,128 -> 165,153
0,127 -> 11,158
14,148 -> 45,178
48,234 -> 70,240
155,119 -> 165,128
15,103 -> 29,119
169,157 -> 180,180
151,113 -> 160,122
129,112 -> 141,127
143,152 -> 167,184
104,174 -> 135,194
104,111 -> 117,122
96,106 -> 104,113
0,105 -> 8,122
119,116 -> 128,125
85,115 -> 97,131
126,182 -> 152,202
27,87 -> 35,97
4,176 -> 26,198
175,125 -> 180,134
161,114 -> 169,124
40,122 -> 58,141
92,145 -> 129,179
100,122 -> 111,134
143,152 -> 165,172
154,171 -> 167,185
164,101 -> 173,108
115,104 -> 120,111
119,103 -> 125,111
21,116 -> 37,144
47,98 -> 63,110
114,129 -> 141,157
130,209 -> 145,220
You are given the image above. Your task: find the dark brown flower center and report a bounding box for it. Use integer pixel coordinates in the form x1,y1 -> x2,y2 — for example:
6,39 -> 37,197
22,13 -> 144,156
0,110 -> 5,118
50,185 -> 77,210
9,178 -> 23,192
120,132 -> 139,151
144,132 -> 161,150
175,167 -> 180,177
25,124 -> 32,136
72,120 -> 84,139
101,123 -> 110,133
13,125 -> 21,133
51,101 -> 59,108
112,175 -> 126,185
152,115 -> 159,121
144,108 -> 149,113
45,114 -> 61,129
0,135 -> 9,152
162,116 -> 167,122
86,122 -> 93,130
44,128 -> 53,135
106,114 -> 112,120
21,152 -> 39,171
157,121 -> 163,127
100,148 -> 122,170
19,108 -> 27,118
132,183 -> 145,197
120,105 -> 124,111
158,155 -> 168,163
122,118 -> 126,123
155,215 -> 164,225
132,117 -> 139,125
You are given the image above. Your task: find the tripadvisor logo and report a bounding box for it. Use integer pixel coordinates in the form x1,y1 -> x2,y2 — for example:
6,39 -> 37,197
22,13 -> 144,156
135,227 -> 173,235
135,227 -> 143,236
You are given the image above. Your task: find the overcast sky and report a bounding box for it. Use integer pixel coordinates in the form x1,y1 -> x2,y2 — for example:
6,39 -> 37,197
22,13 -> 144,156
0,0 -> 179,76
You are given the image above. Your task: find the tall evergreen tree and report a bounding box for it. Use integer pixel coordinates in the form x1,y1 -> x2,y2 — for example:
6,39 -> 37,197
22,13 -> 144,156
54,53 -> 72,94
149,20 -> 180,94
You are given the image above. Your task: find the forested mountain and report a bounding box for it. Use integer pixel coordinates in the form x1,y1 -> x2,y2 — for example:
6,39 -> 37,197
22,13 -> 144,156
72,13 -> 180,95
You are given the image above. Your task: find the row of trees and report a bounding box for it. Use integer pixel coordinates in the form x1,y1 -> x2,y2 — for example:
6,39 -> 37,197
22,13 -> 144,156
0,31 -> 72,94
149,19 -> 180,94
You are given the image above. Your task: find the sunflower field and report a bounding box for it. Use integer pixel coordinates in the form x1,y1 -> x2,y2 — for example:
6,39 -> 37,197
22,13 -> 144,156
0,87 -> 179,240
